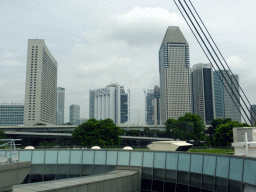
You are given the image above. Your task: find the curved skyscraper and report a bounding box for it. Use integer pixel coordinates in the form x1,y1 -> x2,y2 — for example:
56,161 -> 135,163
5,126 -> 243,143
159,26 -> 191,124
24,39 -> 57,126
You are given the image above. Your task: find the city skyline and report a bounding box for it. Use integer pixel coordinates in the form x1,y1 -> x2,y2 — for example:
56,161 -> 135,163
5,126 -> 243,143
1,0 -> 255,124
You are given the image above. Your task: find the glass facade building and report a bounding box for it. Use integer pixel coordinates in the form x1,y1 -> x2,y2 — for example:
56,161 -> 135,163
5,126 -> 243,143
250,105 -> 256,125
69,104 -> 80,125
191,64 -> 215,125
13,149 -> 256,191
0,103 -> 24,126
56,87 -> 65,125
213,70 -> 241,122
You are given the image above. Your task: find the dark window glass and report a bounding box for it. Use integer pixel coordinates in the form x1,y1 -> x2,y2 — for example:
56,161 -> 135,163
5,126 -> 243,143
177,171 -> 189,185
216,177 -> 228,192
141,179 -> 152,190
228,180 -> 241,192
190,173 -> 202,188
153,168 -> 165,181
165,170 -> 177,183
152,180 -> 164,191
202,175 -> 215,191
176,184 -> 188,191
142,168 -> 153,180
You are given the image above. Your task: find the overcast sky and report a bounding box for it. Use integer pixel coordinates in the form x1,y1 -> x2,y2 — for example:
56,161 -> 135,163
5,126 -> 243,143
1,0 -> 255,124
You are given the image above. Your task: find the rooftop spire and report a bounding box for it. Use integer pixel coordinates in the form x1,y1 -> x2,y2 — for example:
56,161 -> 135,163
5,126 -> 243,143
161,26 -> 188,47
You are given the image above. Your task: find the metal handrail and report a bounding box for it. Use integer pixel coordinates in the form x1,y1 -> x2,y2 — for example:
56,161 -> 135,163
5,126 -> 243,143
0,139 -> 21,164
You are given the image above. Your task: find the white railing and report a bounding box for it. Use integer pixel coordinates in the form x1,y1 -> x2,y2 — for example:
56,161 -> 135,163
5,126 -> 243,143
0,139 -> 21,164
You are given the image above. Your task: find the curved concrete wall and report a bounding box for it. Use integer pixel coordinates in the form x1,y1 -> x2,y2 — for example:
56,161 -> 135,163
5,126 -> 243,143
17,149 -> 256,192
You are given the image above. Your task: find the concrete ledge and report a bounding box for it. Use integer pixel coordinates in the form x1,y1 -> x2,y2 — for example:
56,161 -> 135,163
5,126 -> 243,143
0,161 -> 31,192
14,170 -> 140,192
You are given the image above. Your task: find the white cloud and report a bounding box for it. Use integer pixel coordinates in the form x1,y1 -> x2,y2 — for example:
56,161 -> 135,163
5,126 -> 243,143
0,60 -> 24,66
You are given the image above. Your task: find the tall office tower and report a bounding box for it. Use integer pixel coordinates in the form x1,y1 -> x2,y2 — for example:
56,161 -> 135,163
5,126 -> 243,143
56,87 -> 65,125
89,90 -> 95,119
159,26 -> 191,124
0,103 -> 24,126
146,89 -> 154,125
191,63 -> 215,125
89,84 -> 128,125
213,70 -> 241,122
213,71 -> 224,119
69,104 -> 80,125
145,86 -> 161,125
153,86 -> 161,125
250,105 -> 256,125
23,39 -> 57,126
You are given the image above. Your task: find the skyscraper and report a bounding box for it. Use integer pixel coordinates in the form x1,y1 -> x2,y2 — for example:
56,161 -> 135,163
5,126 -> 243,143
56,87 -> 65,125
146,89 -> 154,125
89,84 -> 128,125
159,26 -> 191,124
24,39 -> 57,126
191,63 -> 215,125
250,105 -> 256,125
213,70 -> 241,122
0,103 -> 24,126
145,86 -> 161,125
69,104 -> 80,125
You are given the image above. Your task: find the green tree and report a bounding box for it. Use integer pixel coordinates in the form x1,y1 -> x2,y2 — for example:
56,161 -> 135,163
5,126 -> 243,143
35,123 -> 46,126
214,121 -> 250,146
165,113 -> 205,145
72,118 -> 122,146
0,130 -> 7,148
126,130 -> 141,136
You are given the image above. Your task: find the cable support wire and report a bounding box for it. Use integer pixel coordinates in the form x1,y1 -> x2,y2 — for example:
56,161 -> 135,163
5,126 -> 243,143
174,0 -> 255,125
173,0 -> 247,124
187,0 -> 256,124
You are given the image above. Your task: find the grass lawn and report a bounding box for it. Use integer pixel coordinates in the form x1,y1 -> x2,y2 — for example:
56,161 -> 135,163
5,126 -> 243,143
188,148 -> 234,155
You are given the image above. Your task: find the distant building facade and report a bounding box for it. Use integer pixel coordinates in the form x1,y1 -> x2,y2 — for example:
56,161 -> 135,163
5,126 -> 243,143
89,84 -> 128,125
213,70 -> 241,122
0,103 -> 24,126
69,104 -> 80,125
56,87 -> 65,125
80,118 -> 88,124
24,39 -> 57,126
250,105 -> 256,125
159,26 -> 191,124
145,86 -> 161,125
191,63 -> 215,125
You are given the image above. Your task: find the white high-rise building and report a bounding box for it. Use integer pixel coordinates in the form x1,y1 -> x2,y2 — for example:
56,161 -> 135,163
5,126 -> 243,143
56,87 -> 65,125
89,84 -> 128,125
24,39 -> 57,126
159,26 -> 191,124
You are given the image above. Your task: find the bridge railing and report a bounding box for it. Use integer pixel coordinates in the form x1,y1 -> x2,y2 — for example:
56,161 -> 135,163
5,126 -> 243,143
0,139 -> 21,164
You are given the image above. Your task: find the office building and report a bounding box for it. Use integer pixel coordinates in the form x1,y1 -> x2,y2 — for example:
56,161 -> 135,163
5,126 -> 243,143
145,86 -> 161,125
146,89 -> 154,125
89,84 -> 128,125
69,104 -> 80,125
250,105 -> 256,125
23,39 -> 57,126
56,87 -> 65,125
159,26 -> 191,124
80,118 -> 88,124
191,63 -> 215,125
0,103 -> 24,126
213,70 -> 241,122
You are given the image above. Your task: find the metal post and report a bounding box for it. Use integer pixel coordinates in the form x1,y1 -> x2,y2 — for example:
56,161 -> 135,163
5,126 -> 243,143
245,132 -> 248,156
